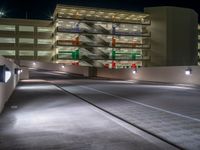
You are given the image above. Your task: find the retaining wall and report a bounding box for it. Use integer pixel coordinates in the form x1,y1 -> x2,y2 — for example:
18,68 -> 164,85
0,56 -> 19,113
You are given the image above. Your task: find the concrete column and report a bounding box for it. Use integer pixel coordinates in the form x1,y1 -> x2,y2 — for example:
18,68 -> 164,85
145,6 -> 198,66
15,25 -> 19,62
34,26 -> 37,60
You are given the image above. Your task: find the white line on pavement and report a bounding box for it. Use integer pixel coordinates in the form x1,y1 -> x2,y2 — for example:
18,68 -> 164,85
80,85 -> 200,123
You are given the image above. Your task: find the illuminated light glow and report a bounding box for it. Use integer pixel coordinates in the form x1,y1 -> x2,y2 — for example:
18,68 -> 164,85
80,10 -> 86,13
185,68 -> 192,76
33,62 -> 36,65
133,28 -> 138,32
61,65 -> 65,68
5,70 -> 11,82
89,11 -> 95,14
0,11 -> 5,17
132,70 -> 137,74
17,70 -> 21,74
56,22 -> 59,27
185,70 -> 191,75
17,85 -> 56,90
67,13 -> 73,16
56,35 -> 59,40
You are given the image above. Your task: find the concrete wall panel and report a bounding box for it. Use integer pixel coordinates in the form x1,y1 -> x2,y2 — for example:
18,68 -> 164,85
20,60 -> 90,77
97,66 -> 200,85
0,56 -> 19,113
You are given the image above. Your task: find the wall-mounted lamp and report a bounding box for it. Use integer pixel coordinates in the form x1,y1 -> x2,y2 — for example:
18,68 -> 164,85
61,64 -> 65,69
132,69 -> 137,75
185,68 -> 192,75
0,65 -> 11,83
15,68 -> 23,75
32,62 -> 36,66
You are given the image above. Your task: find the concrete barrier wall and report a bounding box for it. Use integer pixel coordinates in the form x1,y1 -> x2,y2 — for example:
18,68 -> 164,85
0,56 -> 19,113
133,66 -> 200,85
97,66 -> 200,85
97,68 -> 134,80
20,67 -> 29,80
20,60 -> 90,77
19,60 -> 200,85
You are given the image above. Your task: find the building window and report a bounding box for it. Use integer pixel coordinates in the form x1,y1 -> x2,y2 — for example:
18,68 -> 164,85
19,50 -> 34,56
0,37 -> 15,43
37,39 -> 52,44
0,25 -> 15,31
19,26 -> 34,32
0,50 -> 15,56
19,38 -> 34,44
38,51 -> 52,56
37,27 -> 52,32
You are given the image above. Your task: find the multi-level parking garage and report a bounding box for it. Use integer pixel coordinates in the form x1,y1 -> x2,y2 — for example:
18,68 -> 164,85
0,4 -> 200,150
53,5 -> 151,68
0,19 -> 53,62
0,4 -> 198,67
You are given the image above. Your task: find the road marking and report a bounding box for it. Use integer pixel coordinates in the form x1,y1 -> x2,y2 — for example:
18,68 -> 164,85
90,105 -> 179,150
55,84 -> 181,150
80,85 -> 200,123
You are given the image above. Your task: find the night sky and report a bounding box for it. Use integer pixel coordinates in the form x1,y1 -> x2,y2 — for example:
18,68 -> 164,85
0,0 -> 199,21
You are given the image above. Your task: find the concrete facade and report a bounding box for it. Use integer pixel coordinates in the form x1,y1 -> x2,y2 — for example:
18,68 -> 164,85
96,66 -> 200,85
0,18 -> 53,63
0,5 -> 199,67
20,60 -> 90,77
145,6 -> 198,66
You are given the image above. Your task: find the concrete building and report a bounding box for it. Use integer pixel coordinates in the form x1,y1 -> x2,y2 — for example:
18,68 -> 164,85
0,18 -> 53,62
0,5 -> 198,68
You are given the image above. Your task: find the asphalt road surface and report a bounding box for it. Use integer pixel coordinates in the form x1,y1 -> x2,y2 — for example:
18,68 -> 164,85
1,70 -> 200,150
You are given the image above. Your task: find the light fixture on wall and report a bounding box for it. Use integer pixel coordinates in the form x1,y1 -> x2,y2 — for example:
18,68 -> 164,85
132,69 -> 137,75
33,62 -> 36,66
132,70 -> 137,74
0,65 -> 11,83
185,67 -> 192,75
15,68 -> 23,75
61,64 -> 65,69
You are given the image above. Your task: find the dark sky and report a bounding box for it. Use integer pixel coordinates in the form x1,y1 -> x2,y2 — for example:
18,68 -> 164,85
0,0 -> 199,21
